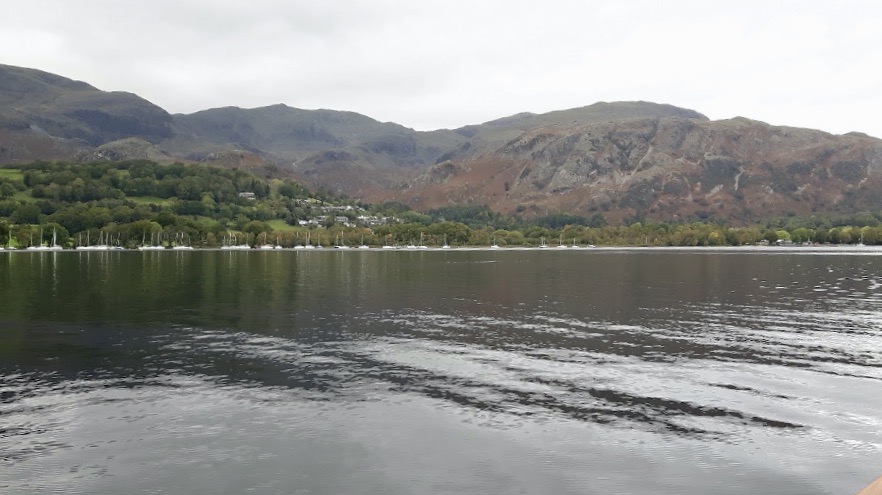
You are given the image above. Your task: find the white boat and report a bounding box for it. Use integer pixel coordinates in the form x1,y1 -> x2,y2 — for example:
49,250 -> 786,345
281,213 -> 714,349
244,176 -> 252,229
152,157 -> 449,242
83,231 -> 111,251
47,229 -> 63,250
539,237 -> 548,249
27,229 -> 48,250
557,235 -> 568,249
358,235 -> 369,249
490,234 -> 500,249
221,232 -> 249,250
257,232 -> 274,250
442,235 -> 451,249
335,234 -> 351,249
138,232 -> 163,250
27,229 -> 63,251
170,232 -> 193,250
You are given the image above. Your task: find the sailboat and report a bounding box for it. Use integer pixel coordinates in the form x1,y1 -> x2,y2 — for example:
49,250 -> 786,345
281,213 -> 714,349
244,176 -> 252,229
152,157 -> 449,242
303,232 -> 316,250
441,234 -> 451,250
27,229 -> 46,250
139,232 -> 165,250
172,232 -> 194,250
258,232 -> 274,250
76,231 -> 89,250
90,231 -> 110,251
557,234 -> 568,249
335,233 -> 351,250
47,228 -> 63,251
417,232 -> 428,250
490,234 -> 500,249
539,237 -> 548,249
358,234 -> 370,249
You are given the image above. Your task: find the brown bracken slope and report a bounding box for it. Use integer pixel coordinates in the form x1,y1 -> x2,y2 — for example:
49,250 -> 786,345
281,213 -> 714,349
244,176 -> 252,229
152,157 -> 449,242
2,63 -> 881,225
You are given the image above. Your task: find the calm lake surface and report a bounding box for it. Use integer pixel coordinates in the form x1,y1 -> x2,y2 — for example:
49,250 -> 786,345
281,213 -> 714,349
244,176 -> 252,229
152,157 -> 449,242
1,248 -> 881,494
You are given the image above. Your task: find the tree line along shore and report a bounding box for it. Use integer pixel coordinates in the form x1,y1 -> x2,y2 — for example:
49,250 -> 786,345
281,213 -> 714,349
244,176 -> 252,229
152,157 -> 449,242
1,160 -> 881,249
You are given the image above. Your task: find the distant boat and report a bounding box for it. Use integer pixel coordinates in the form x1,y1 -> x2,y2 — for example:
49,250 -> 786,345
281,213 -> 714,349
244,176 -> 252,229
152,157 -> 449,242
91,231 -> 111,251
139,232 -> 165,250
171,232 -> 194,250
490,234 -> 500,249
335,234 -> 351,250
26,229 -> 47,250
557,234 -> 567,249
303,232 -> 316,250
442,234 -> 451,249
358,234 -> 369,249
28,228 -> 61,251
539,237 -> 548,249
48,228 -> 63,251
221,232 -> 249,250
258,232 -> 274,250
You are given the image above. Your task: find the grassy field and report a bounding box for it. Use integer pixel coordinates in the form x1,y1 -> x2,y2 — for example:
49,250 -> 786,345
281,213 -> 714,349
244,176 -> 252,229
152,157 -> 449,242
0,168 -> 24,181
266,219 -> 299,232
128,196 -> 173,206
192,216 -> 223,229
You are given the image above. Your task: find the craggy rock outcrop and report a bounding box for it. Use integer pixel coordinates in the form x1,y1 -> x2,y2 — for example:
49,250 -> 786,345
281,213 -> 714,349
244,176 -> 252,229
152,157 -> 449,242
2,63 -> 881,224
398,116 -> 882,224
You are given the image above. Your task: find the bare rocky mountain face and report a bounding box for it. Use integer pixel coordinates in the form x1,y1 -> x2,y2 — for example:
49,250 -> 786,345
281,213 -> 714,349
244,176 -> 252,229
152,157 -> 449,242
396,116 -> 882,224
2,63 -> 881,224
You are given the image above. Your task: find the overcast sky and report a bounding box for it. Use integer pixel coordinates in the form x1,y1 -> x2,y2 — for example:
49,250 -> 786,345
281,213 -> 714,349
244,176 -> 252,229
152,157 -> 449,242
2,0 -> 881,137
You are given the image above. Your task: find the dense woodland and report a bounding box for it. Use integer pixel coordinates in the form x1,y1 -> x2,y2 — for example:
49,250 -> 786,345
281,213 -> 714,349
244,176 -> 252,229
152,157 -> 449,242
1,161 -> 881,248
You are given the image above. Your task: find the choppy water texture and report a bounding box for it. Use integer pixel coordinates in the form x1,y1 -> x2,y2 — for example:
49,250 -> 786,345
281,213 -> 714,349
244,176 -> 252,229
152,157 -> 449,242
1,249 -> 881,494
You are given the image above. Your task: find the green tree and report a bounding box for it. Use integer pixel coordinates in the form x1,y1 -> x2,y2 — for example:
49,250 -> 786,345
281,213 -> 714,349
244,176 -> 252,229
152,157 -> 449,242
242,220 -> 271,236
11,203 -> 41,225
0,183 -> 15,199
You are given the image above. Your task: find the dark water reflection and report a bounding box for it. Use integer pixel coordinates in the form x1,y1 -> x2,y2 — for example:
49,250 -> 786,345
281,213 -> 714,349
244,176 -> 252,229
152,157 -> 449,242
1,249 -> 881,494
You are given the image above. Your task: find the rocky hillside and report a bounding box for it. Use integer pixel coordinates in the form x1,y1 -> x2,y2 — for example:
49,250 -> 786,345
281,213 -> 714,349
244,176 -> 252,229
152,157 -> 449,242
166,104 -> 465,191
395,116 -> 882,224
0,64 -> 173,162
2,63 -> 881,225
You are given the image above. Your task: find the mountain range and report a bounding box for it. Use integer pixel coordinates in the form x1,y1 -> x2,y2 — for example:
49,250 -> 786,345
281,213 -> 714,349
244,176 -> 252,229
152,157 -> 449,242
2,63 -> 881,225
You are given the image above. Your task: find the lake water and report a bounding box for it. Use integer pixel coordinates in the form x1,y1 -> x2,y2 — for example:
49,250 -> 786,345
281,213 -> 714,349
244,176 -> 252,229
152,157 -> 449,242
1,248 -> 881,494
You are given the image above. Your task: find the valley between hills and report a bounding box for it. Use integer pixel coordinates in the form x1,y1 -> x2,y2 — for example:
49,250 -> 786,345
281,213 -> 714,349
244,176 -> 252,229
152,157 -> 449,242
2,63 -> 881,227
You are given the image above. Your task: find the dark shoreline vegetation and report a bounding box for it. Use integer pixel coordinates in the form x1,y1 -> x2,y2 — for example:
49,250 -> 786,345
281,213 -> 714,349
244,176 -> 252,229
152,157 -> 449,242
1,160 -> 881,248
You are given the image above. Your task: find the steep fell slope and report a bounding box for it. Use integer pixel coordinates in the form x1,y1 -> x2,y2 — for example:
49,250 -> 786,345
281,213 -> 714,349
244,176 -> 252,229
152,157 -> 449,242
397,116 -> 882,225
